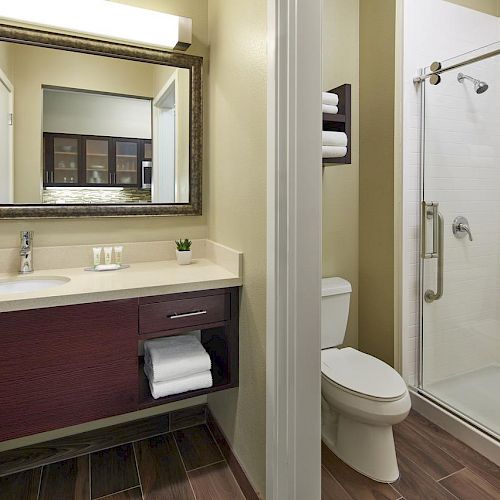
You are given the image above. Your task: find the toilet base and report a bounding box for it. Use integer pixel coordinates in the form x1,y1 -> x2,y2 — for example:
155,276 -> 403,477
322,412 -> 400,483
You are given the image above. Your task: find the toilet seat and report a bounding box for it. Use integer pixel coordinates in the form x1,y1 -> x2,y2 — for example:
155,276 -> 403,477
321,347 -> 407,402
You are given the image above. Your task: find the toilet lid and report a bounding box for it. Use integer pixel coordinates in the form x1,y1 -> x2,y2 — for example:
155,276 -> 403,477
321,348 -> 407,400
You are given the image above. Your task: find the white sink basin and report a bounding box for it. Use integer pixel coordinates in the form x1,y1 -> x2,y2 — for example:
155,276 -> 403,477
0,276 -> 70,295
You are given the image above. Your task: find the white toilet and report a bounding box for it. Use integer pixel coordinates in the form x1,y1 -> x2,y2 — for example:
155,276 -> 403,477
321,277 -> 411,483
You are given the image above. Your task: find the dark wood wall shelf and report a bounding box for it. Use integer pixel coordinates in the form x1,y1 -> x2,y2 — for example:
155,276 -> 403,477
322,113 -> 346,124
323,83 -> 351,165
0,287 -> 239,443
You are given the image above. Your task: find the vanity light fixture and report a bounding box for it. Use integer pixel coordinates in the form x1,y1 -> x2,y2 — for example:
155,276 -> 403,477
0,0 -> 192,50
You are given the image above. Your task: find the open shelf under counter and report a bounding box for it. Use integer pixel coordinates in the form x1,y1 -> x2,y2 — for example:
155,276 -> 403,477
138,355 -> 235,409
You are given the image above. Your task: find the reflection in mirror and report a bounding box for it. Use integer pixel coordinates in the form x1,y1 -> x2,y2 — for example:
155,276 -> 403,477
0,41 -> 190,205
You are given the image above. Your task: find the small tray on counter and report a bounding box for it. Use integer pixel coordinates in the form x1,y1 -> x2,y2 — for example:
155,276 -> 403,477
84,264 -> 130,272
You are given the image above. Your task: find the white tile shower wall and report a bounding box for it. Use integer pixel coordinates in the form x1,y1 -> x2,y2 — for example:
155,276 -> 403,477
402,0 -> 500,385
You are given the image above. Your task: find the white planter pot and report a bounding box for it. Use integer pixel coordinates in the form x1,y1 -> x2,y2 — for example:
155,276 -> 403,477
176,249 -> 192,265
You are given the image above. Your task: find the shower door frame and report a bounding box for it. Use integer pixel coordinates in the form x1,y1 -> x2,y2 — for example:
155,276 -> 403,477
415,44 -> 500,443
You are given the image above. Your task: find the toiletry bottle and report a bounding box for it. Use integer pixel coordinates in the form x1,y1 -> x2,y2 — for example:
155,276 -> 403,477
114,246 -> 123,266
93,247 -> 102,268
103,247 -> 113,265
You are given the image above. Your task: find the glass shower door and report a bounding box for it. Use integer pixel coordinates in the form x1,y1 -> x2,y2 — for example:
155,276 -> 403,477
420,43 -> 500,438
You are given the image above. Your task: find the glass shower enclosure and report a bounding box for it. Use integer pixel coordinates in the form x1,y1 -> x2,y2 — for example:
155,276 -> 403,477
418,42 -> 500,439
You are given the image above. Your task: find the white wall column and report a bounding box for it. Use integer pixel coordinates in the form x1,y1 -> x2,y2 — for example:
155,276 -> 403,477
266,0 -> 323,498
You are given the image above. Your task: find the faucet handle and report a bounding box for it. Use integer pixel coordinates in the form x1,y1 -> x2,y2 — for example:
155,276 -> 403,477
452,217 -> 473,242
458,223 -> 473,241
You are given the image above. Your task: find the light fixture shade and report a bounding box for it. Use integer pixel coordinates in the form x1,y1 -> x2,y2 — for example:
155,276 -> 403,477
0,0 -> 192,50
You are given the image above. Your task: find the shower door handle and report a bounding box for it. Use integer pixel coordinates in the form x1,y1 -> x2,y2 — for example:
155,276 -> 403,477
422,202 -> 439,259
422,201 -> 444,303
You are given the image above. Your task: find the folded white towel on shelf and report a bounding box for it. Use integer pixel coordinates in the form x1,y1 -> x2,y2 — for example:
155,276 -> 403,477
322,104 -> 339,115
144,334 -> 211,383
322,146 -> 348,158
322,131 -> 348,148
147,370 -> 213,399
322,92 -> 339,106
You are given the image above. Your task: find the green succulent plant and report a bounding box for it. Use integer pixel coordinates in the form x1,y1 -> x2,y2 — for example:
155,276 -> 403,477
175,238 -> 192,251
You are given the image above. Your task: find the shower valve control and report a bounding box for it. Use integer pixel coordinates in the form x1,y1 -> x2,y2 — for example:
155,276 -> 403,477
452,216 -> 473,241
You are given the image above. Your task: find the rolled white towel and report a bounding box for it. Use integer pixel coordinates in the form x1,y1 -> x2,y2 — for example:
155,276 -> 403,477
322,104 -> 338,115
144,334 -> 211,383
322,92 -> 339,106
322,131 -> 348,148
322,146 -> 347,158
147,369 -> 213,399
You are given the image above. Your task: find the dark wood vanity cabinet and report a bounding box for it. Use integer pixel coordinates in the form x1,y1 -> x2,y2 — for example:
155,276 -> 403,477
0,288 -> 239,442
0,299 -> 138,442
43,133 -> 152,189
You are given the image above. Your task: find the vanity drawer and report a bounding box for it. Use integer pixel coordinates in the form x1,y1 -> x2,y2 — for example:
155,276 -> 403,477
139,293 -> 229,334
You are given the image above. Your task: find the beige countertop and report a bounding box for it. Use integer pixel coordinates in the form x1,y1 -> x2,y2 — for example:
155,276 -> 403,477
0,257 -> 242,313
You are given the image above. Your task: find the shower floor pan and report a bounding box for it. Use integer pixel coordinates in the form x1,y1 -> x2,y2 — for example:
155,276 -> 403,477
426,364 -> 500,438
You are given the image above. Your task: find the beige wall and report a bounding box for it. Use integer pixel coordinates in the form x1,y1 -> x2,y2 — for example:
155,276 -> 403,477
206,0 -> 267,495
322,0 -> 360,349
0,41 -> 13,81
446,0 -> 500,16
358,0 -> 397,366
0,0 -> 209,250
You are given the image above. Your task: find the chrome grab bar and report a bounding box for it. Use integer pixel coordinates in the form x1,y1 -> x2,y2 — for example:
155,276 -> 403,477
421,201 -> 444,303
421,202 -> 439,259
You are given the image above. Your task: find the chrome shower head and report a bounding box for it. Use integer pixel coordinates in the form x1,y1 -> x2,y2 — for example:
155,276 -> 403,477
457,72 -> 489,94
476,80 -> 489,94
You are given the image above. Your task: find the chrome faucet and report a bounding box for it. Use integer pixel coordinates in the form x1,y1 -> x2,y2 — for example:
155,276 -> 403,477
19,231 -> 34,274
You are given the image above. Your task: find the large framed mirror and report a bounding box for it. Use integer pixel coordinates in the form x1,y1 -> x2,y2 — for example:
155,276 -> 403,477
0,24 -> 202,218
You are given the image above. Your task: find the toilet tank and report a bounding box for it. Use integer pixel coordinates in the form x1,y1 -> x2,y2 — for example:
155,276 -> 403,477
321,277 -> 352,349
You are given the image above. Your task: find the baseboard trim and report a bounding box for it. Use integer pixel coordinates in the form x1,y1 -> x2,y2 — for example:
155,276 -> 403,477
206,409 -> 261,500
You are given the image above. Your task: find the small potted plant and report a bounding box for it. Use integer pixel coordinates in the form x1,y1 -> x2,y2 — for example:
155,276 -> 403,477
175,238 -> 193,265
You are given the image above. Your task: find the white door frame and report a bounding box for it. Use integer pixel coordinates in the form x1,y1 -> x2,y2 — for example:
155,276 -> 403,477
0,67 -> 14,204
266,0 -> 323,498
152,76 -> 176,203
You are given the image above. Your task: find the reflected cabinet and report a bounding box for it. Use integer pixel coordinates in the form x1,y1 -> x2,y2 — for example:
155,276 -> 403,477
44,133 -> 152,188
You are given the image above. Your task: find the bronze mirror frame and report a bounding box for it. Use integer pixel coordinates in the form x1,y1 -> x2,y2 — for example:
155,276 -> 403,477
0,24 -> 203,219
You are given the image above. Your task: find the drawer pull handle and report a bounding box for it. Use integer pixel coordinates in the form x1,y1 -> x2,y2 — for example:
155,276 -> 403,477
168,310 -> 208,319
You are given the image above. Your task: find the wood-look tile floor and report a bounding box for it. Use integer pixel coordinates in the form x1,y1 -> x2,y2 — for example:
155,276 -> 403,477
322,410 -> 500,500
3,409 -> 500,500
0,424 -> 244,500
